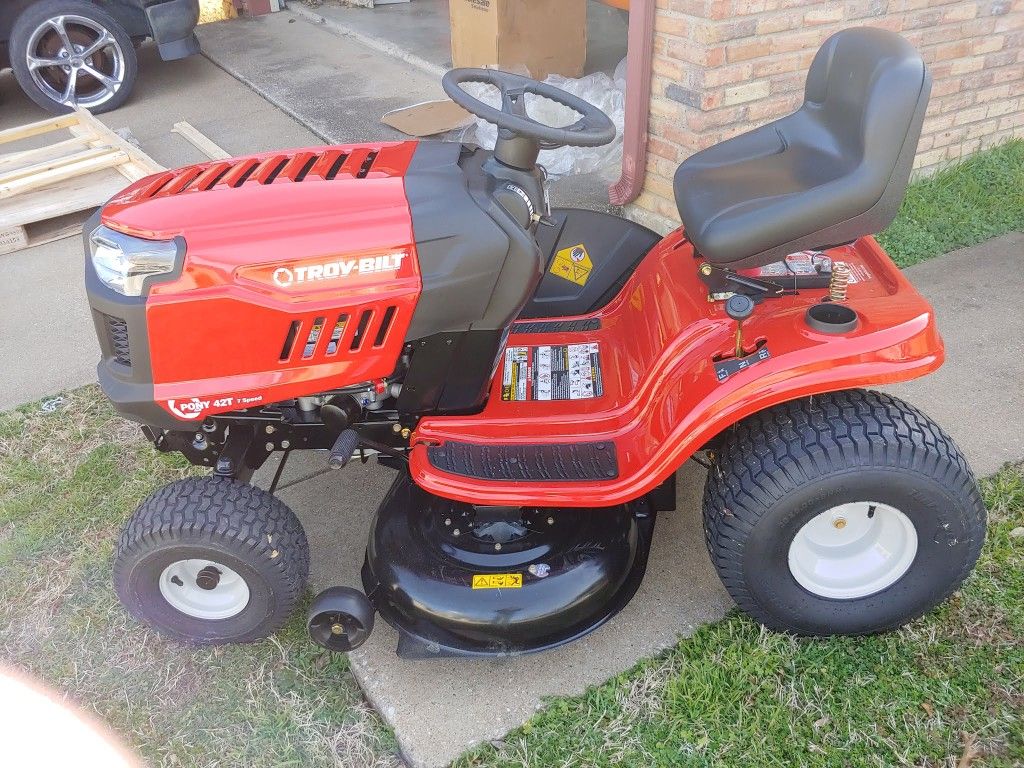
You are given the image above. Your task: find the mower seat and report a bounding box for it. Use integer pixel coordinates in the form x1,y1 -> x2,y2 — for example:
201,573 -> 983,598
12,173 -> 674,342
673,27 -> 931,270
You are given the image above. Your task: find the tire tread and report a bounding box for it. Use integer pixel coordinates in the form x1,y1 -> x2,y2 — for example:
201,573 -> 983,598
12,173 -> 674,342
113,477 -> 309,644
703,389 -> 985,634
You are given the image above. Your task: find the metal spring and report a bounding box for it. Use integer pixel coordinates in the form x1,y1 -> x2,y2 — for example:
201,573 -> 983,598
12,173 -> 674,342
829,262 -> 851,302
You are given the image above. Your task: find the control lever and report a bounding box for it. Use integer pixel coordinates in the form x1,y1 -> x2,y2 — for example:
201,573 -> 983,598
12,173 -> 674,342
725,294 -> 755,359
328,429 -> 360,470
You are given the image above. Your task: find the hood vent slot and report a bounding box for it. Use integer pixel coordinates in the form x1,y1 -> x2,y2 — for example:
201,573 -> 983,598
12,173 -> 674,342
324,153 -> 350,181
278,306 -> 398,364
140,145 -> 389,200
227,159 -> 259,188
294,155 -> 319,183
262,158 -> 290,185
357,151 -> 379,179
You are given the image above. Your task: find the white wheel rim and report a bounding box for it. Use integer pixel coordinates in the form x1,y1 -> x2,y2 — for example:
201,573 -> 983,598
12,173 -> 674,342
158,559 -> 251,620
788,502 -> 918,599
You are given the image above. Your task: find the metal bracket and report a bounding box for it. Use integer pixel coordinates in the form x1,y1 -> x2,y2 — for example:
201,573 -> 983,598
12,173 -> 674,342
214,423 -> 266,483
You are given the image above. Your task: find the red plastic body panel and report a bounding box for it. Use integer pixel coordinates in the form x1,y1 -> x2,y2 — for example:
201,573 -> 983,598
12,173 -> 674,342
409,230 -> 944,507
101,142 -> 421,422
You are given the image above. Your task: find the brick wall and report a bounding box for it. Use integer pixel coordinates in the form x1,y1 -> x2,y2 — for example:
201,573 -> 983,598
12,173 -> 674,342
632,0 -> 1024,227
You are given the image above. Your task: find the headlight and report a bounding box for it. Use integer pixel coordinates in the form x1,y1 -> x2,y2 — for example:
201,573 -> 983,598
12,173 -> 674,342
89,225 -> 180,296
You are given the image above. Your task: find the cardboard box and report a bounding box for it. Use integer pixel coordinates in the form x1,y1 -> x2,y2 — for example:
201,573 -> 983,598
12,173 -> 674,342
449,0 -> 587,79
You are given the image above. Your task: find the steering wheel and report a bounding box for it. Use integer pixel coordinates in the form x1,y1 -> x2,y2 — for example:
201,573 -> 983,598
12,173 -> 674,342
442,68 -> 616,148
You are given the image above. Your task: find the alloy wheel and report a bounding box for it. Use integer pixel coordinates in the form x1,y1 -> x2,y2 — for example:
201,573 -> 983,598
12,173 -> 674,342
25,14 -> 126,110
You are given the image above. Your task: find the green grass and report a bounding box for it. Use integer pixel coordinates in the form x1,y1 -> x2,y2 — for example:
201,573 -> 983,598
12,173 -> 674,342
879,139 -> 1024,268
0,389 -> 400,768
2,391 -> 1022,767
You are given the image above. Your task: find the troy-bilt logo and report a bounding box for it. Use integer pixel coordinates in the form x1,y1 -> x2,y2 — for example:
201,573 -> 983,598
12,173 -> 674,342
167,397 -> 209,420
272,252 -> 407,288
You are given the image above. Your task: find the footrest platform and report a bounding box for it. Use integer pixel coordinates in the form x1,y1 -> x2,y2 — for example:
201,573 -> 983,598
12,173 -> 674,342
427,440 -> 619,482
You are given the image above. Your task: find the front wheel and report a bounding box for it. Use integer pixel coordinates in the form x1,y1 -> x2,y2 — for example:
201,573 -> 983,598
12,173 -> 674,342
113,477 -> 309,645
703,390 -> 986,636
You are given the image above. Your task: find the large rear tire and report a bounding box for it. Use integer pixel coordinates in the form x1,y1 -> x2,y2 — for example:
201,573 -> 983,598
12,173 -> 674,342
113,477 -> 309,645
703,389 -> 985,635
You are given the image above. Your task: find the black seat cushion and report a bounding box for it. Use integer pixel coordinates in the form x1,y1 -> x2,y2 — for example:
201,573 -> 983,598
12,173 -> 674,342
674,27 -> 931,270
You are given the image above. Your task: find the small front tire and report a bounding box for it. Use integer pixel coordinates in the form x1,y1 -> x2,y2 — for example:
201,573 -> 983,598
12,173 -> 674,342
703,390 -> 986,636
113,477 -> 309,645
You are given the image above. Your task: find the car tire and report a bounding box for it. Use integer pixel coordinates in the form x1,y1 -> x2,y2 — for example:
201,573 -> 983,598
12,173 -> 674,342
10,0 -> 138,114
703,389 -> 986,636
113,477 -> 310,645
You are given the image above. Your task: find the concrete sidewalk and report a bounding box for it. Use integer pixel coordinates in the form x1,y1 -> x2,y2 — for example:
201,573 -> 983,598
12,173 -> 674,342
886,232 -> 1024,476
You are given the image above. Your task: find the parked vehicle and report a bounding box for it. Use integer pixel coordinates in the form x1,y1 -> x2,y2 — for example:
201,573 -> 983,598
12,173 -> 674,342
84,27 -> 986,658
1,0 -> 199,113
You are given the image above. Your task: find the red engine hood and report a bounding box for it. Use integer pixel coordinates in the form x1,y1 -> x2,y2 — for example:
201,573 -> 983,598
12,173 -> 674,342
95,141 -> 425,423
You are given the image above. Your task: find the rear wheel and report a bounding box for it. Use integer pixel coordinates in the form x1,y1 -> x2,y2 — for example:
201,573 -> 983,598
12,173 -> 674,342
113,477 -> 309,645
10,0 -> 138,114
703,389 -> 985,635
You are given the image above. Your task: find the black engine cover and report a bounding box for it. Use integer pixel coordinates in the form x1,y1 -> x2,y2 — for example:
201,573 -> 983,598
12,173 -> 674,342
362,473 -> 656,658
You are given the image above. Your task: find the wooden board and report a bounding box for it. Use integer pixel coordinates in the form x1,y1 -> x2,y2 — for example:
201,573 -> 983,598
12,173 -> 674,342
0,110 -> 163,254
172,121 -> 231,160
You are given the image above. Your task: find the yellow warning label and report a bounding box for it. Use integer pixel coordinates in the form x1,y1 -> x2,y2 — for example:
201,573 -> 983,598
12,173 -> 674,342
471,573 -> 523,589
549,243 -> 593,287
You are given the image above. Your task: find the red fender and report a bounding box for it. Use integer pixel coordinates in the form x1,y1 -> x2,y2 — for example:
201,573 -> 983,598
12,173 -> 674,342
409,230 -> 943,507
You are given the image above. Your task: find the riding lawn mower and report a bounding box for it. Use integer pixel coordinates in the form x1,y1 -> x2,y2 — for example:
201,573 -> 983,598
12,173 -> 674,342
85,27 -> 986,658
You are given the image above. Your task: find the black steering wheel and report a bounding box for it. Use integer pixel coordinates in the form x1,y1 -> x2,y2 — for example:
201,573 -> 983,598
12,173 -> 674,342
442,68 -> 616,148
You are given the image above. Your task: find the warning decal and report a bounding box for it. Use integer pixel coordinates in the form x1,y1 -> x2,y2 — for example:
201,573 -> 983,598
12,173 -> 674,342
501,343 -> 603,402
753,251 -> 872,283
549,243 -> 593,286
472,573 -> 523,589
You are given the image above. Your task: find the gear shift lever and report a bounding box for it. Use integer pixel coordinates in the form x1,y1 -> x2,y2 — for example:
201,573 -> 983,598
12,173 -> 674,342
725,294 -> 755,358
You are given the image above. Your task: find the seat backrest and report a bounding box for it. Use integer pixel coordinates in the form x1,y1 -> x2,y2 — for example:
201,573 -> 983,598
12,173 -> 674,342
801,27 -> 931,224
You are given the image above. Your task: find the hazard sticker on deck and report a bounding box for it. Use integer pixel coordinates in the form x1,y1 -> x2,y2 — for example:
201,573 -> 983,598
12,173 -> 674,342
501,343 -> 604,401
472,573 -> 523,589
549,243 -> 593,286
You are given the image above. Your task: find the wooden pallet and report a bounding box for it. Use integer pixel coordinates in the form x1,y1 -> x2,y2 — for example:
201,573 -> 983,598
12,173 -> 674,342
0,110 -> 164,256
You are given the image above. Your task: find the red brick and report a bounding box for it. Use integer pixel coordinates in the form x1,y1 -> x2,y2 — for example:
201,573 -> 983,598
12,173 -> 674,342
666,39 -> 727,66
746,93 -> 803,121
804,4 -> 846,24
703,62 -> 754,87
654,14 -> 690,39
771,29 -> 824,54
929,78 -> 961,97
648,136 -> 682,163
727,39 -> 772,61
755,14 -> 802,34
753,52 -> 805,77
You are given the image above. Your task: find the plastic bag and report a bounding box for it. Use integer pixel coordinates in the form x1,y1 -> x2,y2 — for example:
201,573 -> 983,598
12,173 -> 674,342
455,59 -> 627,180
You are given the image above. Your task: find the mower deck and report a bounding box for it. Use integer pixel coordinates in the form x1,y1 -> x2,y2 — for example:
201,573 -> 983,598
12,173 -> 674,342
410,230 -> 944,508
